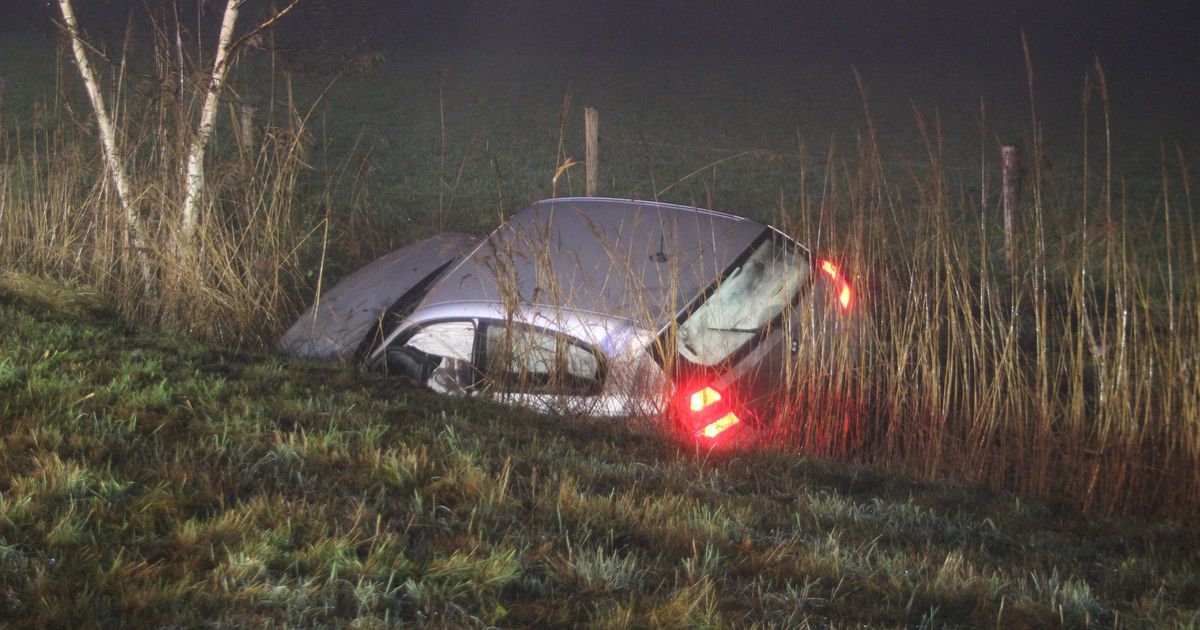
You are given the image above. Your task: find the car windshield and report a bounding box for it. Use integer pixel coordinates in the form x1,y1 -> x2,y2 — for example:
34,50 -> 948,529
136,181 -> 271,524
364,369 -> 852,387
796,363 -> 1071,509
677,234 -> 810,366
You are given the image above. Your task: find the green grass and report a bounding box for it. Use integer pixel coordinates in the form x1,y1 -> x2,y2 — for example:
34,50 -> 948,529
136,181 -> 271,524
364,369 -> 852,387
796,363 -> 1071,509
283,45 -> 1195,236
2,275 -> 1198,627
4,19 -> 1200,609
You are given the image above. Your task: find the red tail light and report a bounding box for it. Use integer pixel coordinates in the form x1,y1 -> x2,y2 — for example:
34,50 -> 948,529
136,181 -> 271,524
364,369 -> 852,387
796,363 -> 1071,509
690,387 -> 723,412
699,412 -> 740,438
684,384 -> 741,439
819,259 -> 853,310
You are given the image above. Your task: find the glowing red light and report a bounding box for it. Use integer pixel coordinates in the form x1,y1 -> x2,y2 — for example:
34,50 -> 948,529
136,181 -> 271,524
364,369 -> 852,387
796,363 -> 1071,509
697,412 -> 740,438
819,259 -> 853,310
689,387 -> 723,412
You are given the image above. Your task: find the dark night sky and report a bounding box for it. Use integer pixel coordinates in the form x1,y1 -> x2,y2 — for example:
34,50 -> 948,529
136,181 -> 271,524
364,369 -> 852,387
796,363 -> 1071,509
6,0 -> 1199,75
285,1 -> 1200,76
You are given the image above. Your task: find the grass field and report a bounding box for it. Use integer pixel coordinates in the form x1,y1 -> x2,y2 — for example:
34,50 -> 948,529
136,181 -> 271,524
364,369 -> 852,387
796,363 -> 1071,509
293,40 -> 1197,232
2,272 -> 1198,627
3,19 -> 1200,625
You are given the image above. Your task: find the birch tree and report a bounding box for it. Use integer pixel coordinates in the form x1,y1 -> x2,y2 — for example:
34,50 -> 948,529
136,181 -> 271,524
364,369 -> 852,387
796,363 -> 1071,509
179,0 -> 244,244
57,0 -> 145,252
60,0 -> 300,274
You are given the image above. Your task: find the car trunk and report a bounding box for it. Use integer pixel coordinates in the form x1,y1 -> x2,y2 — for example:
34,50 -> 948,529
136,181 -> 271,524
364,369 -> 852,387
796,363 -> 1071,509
668,245 -> 861,445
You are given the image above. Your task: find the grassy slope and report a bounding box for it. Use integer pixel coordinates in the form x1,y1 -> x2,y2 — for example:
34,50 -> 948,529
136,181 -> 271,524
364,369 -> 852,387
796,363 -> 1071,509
1,274 -> 1197,628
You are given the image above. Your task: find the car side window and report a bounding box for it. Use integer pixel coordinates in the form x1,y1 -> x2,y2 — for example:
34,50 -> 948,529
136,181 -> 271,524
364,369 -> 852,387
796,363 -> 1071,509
483,323 -> 603,395
384,320 -> 479,393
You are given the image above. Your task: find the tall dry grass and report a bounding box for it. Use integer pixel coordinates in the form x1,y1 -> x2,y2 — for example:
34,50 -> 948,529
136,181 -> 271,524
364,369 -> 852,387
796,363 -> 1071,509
0,24 -> 320,344
2,30 -> 1196,520
769,58 -> 1200,520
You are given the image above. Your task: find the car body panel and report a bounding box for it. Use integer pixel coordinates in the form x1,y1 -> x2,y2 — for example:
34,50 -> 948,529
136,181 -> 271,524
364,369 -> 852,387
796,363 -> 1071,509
278,232 -> 476,360
365,298 -> 669,419
415,198 -> 764,334
280,197 -> 866,447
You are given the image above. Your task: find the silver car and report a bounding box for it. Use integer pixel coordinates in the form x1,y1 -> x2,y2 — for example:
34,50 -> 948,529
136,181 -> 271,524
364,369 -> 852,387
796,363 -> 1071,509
280,197 -> 863,445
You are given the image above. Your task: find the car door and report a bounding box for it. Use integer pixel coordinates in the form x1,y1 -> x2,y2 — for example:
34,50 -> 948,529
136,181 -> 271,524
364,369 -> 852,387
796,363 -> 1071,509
479,320 -> 607,415
378,320 -> 481,393
375,318 -> 607,414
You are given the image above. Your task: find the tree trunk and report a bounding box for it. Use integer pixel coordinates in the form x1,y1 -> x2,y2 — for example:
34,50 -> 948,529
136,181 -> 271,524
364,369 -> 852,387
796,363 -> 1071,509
58,0 -> 145,254
179,0 -> 244,242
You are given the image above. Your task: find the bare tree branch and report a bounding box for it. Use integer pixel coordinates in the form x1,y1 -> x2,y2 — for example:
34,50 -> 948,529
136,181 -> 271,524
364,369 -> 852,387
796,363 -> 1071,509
225,0 -> 303,62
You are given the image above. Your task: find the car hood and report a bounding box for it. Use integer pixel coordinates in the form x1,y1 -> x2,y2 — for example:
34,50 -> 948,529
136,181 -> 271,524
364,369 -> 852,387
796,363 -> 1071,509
279,232 -> 477,360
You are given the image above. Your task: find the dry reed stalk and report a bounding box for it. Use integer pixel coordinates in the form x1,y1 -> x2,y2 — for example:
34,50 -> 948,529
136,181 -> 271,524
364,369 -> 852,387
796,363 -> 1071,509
3,32 -> 1198,518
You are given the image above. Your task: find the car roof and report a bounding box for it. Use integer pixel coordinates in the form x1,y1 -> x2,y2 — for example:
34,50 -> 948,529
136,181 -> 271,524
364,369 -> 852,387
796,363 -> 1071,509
412,197 -> 767,332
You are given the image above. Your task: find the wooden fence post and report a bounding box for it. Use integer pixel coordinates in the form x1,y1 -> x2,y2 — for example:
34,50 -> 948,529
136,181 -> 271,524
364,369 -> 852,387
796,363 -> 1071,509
1001,144 -> 1021,266
585,106 -> 599,196
239,103 -> 256,176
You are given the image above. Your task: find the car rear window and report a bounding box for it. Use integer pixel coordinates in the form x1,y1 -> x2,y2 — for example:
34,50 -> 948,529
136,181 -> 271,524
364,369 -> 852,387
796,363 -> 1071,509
676,234 -> 811,366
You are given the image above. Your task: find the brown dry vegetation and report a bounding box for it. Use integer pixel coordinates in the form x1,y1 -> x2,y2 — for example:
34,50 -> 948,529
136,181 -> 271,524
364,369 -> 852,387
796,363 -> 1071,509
1,276 -> 1198,626
0,24 -> 1197,527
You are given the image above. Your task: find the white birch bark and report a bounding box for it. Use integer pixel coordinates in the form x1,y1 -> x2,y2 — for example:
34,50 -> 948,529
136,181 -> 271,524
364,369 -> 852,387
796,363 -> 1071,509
58,0 -> 145,252
179,0 -> 244,242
